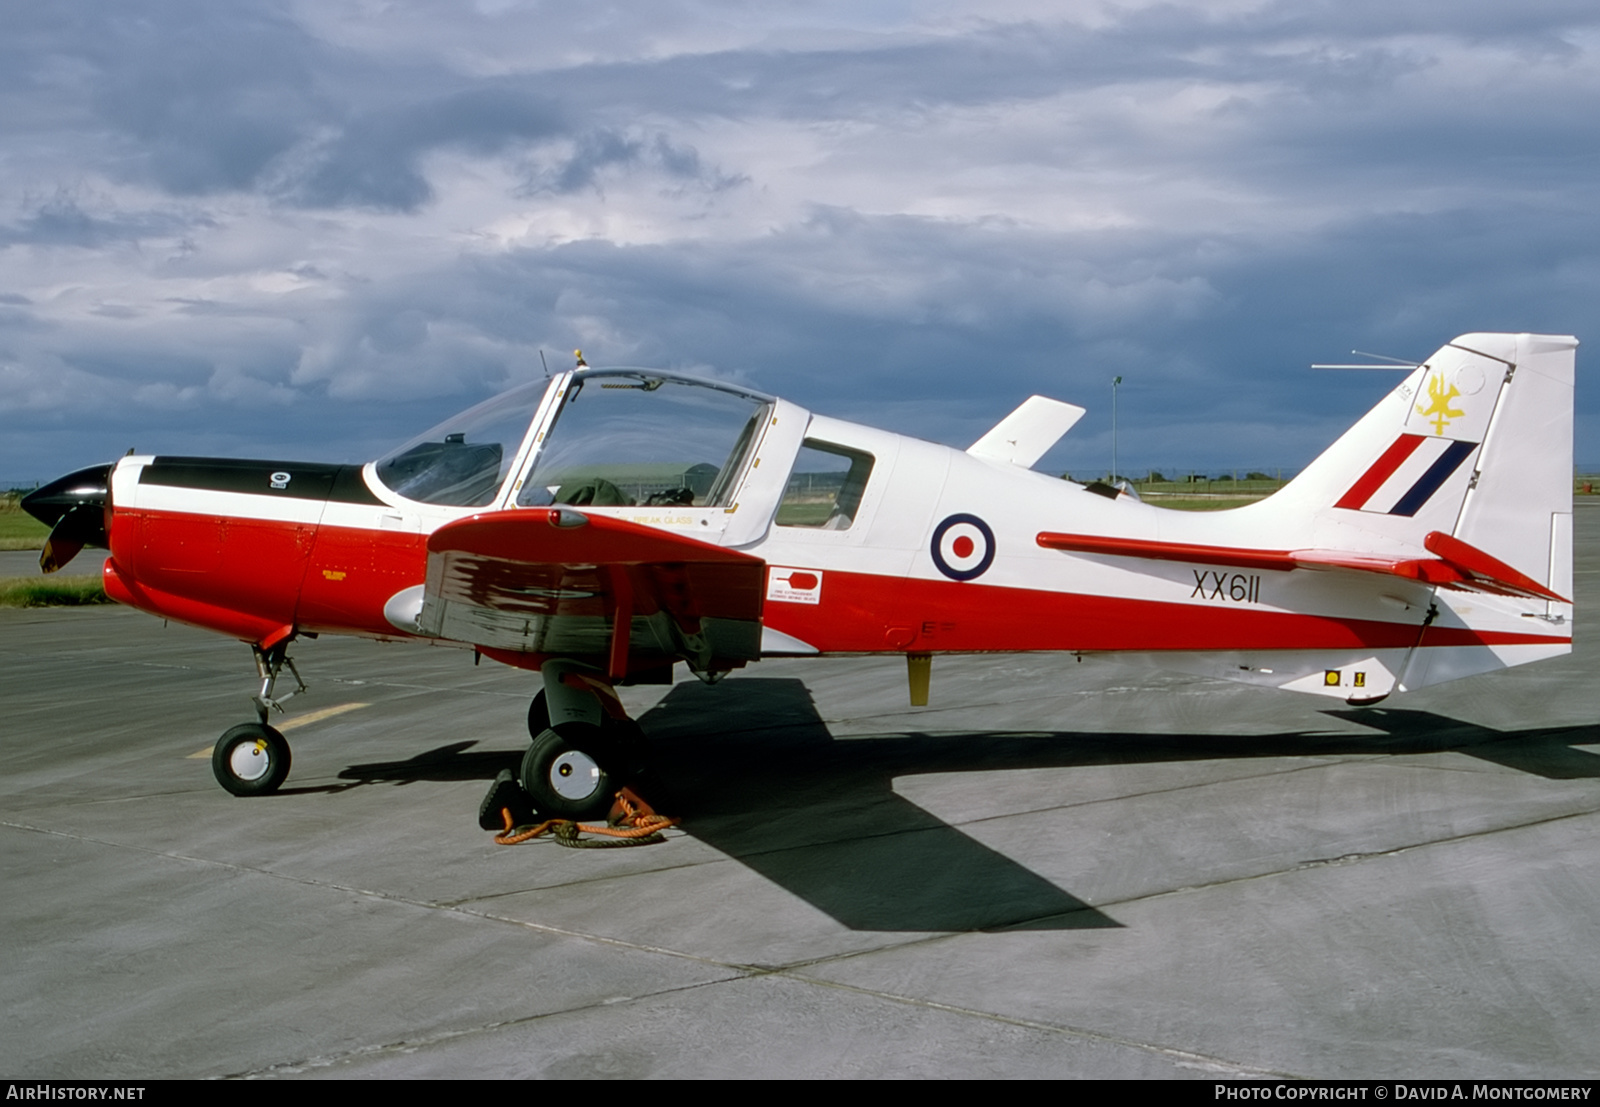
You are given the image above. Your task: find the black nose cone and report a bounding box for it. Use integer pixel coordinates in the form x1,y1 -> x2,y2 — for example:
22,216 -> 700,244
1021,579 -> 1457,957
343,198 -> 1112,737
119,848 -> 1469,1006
23,464 -> 112,573
21,464 -> 111,527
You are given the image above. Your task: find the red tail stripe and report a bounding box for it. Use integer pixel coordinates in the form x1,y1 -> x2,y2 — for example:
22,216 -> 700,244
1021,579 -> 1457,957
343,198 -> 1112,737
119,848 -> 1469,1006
1335,433 -> 1425,510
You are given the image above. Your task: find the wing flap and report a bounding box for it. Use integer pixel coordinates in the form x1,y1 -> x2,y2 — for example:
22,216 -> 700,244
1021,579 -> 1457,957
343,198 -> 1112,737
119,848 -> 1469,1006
420,509 -> 766,670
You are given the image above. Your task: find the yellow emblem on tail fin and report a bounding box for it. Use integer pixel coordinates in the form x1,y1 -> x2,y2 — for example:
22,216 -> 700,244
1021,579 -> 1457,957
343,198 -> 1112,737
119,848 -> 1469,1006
1416,373 -> 1465,434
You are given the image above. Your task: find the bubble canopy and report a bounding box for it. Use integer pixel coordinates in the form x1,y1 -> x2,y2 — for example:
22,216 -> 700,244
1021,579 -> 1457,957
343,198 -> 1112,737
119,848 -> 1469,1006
373,380 -> 550,507
372,371 -> 775,509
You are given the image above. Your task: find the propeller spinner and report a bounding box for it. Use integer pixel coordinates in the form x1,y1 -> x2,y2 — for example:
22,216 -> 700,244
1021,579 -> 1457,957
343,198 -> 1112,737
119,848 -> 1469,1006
21,464 -> 112,573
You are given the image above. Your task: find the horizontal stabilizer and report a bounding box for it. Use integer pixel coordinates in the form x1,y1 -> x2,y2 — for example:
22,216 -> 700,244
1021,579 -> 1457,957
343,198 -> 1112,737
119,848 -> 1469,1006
1035,530 -> 1568,603
968,396 -> 1085,468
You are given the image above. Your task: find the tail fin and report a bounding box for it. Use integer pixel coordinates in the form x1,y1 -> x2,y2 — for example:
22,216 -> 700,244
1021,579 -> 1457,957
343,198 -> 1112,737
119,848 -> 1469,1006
1039,333 -> 1573,702
1272,332 -> 1576,690
1271,334 -> 1572,580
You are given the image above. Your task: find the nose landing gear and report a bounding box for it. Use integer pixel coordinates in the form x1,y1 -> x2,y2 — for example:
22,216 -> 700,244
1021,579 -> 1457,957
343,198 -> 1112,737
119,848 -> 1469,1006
210,638 -> 305,797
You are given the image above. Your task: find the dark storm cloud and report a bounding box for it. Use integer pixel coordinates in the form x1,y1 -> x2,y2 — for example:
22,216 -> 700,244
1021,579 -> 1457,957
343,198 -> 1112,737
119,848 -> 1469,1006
4,0 -> 1600,482
4,1 -> 570,209
15,2 -> 1596,212
79,3 -> 328,195
0,195 -> 199,249
286,86 -> 568,210
526,4 -> 1587,121
525,130 -> 742,195
415,185 -> 1597,472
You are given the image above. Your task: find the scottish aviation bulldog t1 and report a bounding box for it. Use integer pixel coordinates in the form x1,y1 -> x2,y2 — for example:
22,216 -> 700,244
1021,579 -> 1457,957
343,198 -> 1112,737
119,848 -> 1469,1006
23,334 -> 1577,817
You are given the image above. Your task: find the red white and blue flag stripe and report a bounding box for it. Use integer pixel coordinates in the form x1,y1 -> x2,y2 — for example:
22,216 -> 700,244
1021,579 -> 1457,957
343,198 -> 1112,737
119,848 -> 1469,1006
1335,434 -> 1479,517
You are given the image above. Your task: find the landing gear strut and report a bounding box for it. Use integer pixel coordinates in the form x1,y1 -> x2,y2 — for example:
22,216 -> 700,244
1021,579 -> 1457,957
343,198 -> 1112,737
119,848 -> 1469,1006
211,639 -> 305,797
250,640 -> 306,723
515,663 -> 648,820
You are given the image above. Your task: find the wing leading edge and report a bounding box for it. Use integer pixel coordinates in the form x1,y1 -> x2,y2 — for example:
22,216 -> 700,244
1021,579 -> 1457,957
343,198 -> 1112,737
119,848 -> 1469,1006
419,509 -> 766,676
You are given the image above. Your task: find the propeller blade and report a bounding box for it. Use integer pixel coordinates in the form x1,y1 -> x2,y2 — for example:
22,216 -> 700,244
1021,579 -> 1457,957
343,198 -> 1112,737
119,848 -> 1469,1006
40,504 -> 106,573
40,535 -> 83,574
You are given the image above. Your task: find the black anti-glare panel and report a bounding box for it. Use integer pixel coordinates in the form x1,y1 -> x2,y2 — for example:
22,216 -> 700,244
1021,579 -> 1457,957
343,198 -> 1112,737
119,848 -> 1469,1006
139,457 -> 384,505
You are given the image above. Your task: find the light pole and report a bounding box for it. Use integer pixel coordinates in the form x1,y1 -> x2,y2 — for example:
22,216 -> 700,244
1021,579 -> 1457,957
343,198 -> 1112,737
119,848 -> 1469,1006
1111,375 -> 1123,485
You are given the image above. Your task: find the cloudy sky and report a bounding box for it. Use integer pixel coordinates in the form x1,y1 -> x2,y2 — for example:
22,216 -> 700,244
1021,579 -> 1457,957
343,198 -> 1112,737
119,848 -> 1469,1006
4,0 -> 1598,486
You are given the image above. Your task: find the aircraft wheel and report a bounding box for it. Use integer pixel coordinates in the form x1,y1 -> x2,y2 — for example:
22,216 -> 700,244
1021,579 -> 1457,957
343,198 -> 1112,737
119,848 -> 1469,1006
521,723 -> 616,821
212,723 -> 291,797
526,690 -> 549,740
527,690 -> 647,775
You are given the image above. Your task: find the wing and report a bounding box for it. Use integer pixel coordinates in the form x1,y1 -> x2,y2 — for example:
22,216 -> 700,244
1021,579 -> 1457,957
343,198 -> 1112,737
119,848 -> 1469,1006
1035,529 -> 1568,603
419,508 -> 766,676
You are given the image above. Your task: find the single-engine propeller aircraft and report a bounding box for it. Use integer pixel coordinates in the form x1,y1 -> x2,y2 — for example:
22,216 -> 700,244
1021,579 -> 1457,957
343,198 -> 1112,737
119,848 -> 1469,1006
23,333 -> 1576,818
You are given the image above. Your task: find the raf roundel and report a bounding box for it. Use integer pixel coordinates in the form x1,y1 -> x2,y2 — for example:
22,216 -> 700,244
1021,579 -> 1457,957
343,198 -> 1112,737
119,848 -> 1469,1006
930,514 -> 996,581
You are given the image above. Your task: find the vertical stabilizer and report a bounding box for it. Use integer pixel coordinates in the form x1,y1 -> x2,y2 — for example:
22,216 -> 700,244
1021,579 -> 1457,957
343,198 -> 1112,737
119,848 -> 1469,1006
1264,334 -> 1575,586
1234,333 -> 1575,694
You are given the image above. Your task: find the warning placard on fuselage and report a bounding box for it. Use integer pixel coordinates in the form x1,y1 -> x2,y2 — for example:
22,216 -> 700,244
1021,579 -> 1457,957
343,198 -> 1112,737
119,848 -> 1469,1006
767,567 -> 824,604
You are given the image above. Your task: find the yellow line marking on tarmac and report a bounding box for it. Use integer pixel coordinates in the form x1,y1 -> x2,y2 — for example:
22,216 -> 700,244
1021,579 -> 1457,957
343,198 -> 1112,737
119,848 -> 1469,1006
186,703 -> 371,757
277,702 -> 372,731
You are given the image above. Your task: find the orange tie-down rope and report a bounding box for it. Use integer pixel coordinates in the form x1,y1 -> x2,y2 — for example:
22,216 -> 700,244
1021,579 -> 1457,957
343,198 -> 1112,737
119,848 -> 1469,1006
495,787 -> 680,848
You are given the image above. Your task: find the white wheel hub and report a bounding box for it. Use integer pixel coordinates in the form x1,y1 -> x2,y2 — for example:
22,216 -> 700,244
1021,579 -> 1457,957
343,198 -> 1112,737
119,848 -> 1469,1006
229,739 -> 271,782
549,749 -> 602,800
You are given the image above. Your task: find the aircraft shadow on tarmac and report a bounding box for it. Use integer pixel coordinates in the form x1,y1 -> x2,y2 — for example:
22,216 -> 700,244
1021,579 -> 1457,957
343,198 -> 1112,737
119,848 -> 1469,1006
331,678 -> 1600,934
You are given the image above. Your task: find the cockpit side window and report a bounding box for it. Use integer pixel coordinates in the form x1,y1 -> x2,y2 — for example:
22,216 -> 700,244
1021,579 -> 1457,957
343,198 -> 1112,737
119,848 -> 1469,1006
776,440 -> 874,530
516,374 -> 769,509
373,380 -> 549,507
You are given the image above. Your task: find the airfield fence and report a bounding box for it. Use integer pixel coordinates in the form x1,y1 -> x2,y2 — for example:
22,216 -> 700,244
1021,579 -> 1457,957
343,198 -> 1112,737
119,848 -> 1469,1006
1063,470 -> 1600,506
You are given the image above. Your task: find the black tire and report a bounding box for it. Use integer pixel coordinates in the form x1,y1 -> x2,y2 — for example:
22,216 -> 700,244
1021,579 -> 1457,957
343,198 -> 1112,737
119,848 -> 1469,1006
212,723 -> 291,797
520,723 -> 616,821
526,690 -> 550,740
528,690 -> 648,775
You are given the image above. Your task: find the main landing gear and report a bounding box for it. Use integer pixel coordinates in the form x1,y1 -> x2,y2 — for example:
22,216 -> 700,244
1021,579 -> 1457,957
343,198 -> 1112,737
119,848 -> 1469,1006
211,639 -> 306,797
513,667 -> 648,822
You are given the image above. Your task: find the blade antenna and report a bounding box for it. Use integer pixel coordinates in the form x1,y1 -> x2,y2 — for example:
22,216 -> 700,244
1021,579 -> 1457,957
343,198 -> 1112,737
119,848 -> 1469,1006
1351,349 -> 1420,365
539,350 -> 550,379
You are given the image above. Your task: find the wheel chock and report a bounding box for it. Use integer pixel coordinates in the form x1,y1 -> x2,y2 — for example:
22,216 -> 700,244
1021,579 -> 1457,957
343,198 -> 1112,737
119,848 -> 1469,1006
608,785 -> 661,823
478,768 -> 536,830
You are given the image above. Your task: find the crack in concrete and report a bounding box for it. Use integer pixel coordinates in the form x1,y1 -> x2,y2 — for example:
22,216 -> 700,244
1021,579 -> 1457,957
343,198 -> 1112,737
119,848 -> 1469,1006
214,976 -> 734,1079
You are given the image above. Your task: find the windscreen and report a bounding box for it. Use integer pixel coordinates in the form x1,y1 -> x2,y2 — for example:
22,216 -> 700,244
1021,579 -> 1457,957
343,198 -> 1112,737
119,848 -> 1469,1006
373,380 -> 550,506
516,373 -> 769,508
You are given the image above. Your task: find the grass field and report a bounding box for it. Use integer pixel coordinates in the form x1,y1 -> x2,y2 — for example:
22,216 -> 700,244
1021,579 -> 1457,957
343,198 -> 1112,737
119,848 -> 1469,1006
0,495 -> 49,550
1129,475 -> 1600,510
0,575 -> 109,607
1135,495 -> 1270,510
1113,476 -> 1286,510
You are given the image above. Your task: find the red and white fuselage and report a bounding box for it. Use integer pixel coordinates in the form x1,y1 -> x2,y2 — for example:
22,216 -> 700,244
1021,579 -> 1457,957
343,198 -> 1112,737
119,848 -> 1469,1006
96,332 -> 1575,706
